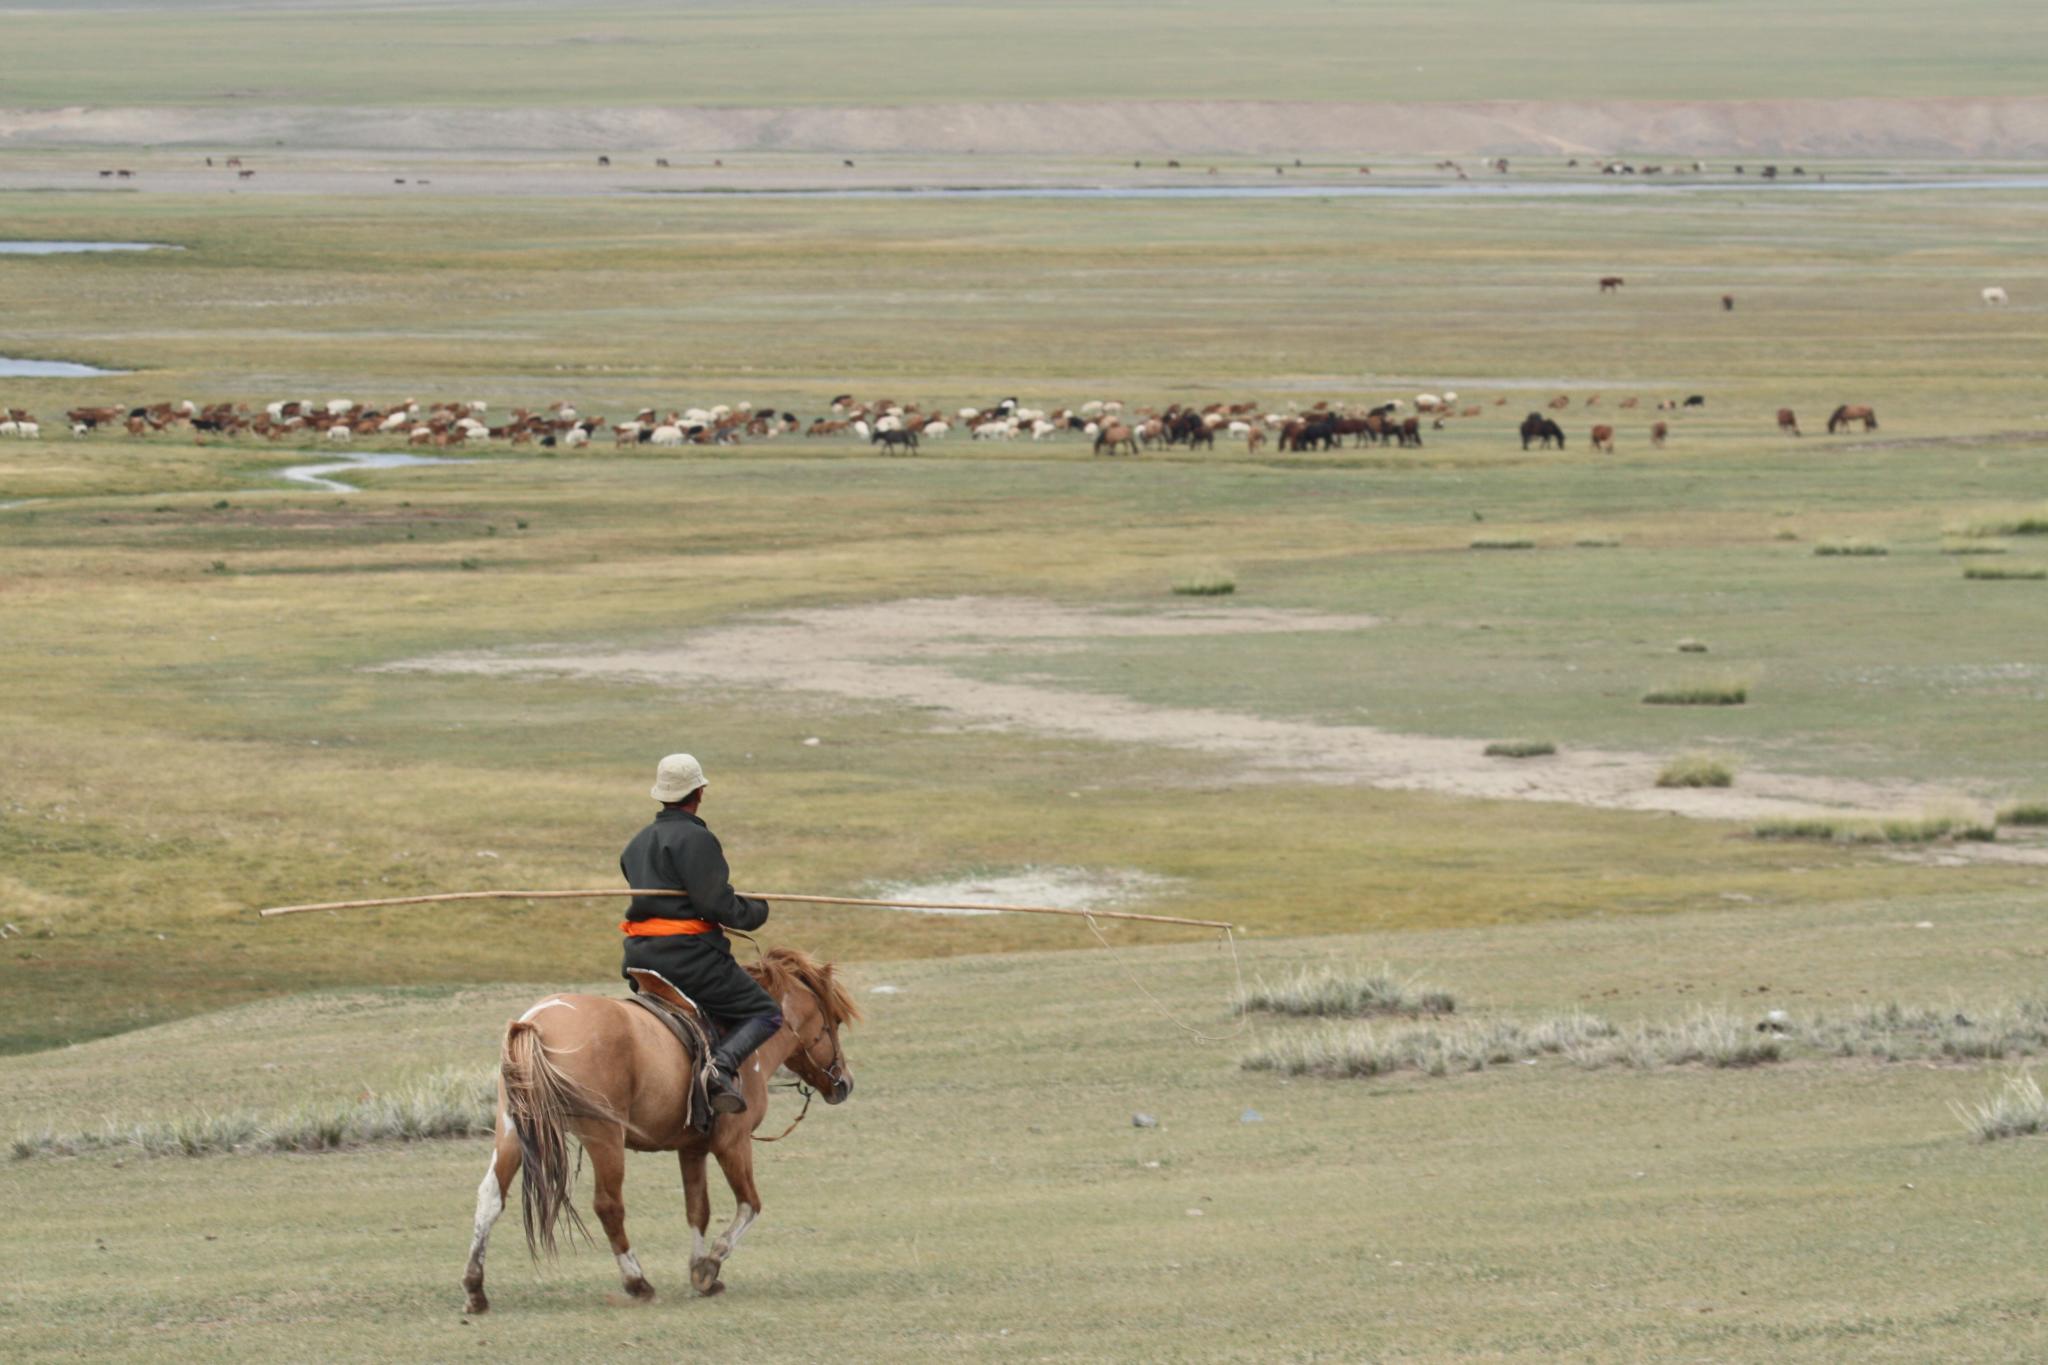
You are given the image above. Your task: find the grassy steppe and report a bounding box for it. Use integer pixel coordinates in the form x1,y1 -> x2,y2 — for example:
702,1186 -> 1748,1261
4,187 -> 2047,1055
5,896 -> 2046,1361
8,0 -> 2048,107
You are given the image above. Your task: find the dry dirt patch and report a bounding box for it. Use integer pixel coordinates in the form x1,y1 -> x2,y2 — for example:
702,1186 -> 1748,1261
385,596 -> 1979,823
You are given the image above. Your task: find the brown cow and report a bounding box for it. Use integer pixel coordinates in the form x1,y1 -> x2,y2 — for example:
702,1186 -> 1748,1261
1777,408 -> 1801,436
1591,424 -> 1615,453
1650,421 -> 1668,448
1599,276 -> 1624,293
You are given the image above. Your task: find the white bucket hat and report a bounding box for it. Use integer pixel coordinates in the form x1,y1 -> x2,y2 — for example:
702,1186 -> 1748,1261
650,752 -> 708,802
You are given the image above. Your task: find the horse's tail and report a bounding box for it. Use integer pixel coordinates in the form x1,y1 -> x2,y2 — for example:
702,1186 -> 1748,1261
501,1020 -> 596,1260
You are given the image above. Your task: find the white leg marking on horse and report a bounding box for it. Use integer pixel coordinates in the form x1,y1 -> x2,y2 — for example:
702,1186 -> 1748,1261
693,1228 -> 707,1260
617,1249 -> 645,1285
466,1156 -> 504,1274
517,997 -> 573,1023
714,1202 -> 757,1259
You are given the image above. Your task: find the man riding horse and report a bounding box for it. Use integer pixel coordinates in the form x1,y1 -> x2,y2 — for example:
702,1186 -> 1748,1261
619,753 -> 780,1115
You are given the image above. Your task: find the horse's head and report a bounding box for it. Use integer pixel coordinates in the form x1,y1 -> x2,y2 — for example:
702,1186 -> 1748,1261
754,948 -> 861,1104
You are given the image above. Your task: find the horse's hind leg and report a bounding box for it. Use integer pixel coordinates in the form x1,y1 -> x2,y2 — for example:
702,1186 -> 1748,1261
586,1129 -> 655,1300
681,1149 -> 722,1296
461,1121 -> 520,1314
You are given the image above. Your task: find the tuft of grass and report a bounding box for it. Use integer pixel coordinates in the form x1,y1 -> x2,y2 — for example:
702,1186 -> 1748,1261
458,557 -> 481,571
1484,739 -> 1556,758
1752,810 -> 1995,845
1236,963 -> 1455,1019
1171,569 -> 1236,596
1773,528 -> 1801,541
1813,539 -> 1888,557
1656,753 -> 1735,788
1940,539 -> 2008,555
1963,565 -> 2046,581
1996,800 -> 2048,827
9,1068 -> 494,1160
1642,680 -> 1747,705
1951,504 -> 2048,538
1469,537 -> 1534,550
1675,638 -> 1709,653
1240,1007 -> 1783,1079
1953,1071 -> 2048,1141
1573,536 -> 1620,548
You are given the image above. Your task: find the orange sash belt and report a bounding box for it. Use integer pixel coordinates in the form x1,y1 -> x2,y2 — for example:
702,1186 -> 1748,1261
620,917 -> 716,937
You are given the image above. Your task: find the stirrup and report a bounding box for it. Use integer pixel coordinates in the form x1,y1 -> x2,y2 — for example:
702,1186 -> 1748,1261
706,1067 -> 745,1115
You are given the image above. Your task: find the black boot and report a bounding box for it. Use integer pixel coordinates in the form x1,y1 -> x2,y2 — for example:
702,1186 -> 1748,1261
705,1014 -> 781,1115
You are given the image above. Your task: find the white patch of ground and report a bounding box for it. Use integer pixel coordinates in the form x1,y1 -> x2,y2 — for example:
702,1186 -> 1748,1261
384,596 -> 1987,824
865,867 -> 1180,916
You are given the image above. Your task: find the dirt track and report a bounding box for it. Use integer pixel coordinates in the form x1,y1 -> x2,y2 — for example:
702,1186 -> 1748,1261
384,597 -> 1998,827
8,97 -> 2048,158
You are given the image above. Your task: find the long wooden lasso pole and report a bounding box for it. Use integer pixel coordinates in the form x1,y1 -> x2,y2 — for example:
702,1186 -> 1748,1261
256,887 -> 1234,931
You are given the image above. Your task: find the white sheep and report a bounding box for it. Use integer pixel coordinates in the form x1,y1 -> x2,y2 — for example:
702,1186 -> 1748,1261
562,427 -> 590,448
1029,419 -> 1056,440
325,398 -> 354,417
379,412 -> 410,432
1983,286 -> 2009,306
649,425 -> 684,446
326,424 -> 352,443
851,419 -> 871,441
922,420 -> 949,439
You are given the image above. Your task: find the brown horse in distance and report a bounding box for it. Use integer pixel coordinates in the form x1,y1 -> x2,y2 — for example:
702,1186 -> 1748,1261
1826,404 -> 1878,433
1777,408 -> 1801,436
1599,276 -> 1624,293
461,948 -> 859,1311
1590,423 -> 1615,453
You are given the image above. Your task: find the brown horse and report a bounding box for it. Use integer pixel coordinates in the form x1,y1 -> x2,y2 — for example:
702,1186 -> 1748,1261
1826,404 -> 1877,434
1650,420 -> 1668,448
1777,407 -> 1801,436
1599,276 -> 1624,293
461,948 -> 859,1312
1590,423 -> 1615,453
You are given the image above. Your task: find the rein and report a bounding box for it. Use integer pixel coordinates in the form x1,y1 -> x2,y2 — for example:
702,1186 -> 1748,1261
751,1080 -> 814,1143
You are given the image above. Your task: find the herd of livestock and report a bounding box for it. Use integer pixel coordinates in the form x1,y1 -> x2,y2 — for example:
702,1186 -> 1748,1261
17,391 -> 1880,455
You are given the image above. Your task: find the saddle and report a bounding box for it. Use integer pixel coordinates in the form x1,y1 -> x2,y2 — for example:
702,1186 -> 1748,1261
624,968 -> 723,1132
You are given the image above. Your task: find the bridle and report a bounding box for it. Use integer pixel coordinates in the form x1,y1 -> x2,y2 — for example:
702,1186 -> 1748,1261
753,993 -> 847,1144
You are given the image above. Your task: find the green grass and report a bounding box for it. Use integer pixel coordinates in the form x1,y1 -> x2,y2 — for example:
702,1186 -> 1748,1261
5,0 -> 2044,106
1996,801 -> 2048,827
1656,753 -> 1736,788
1964,565 -> 2047,580
1814,539 -> 1889,556
1642,681 -> 1748,706
7,897 -> 2048,1360
1470,537 -> 1536,550
1953,504 -> 2048,538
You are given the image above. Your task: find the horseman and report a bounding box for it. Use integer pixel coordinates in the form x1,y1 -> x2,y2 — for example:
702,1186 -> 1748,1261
619,753 -> 780,1115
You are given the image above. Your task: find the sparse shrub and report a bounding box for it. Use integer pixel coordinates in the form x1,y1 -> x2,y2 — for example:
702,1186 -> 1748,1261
1953,1071 -> 2048,1141
1657,753 -> 1734,788
1752,810 -> 1995,844
8,1067 -> 494,1160
1574,536 -> 1620,548
1470,537 -> 1534,550
211,499 -> 230,510
1643,680 -> 1747,705
1171,569 -> 1236,596
1997,800 -> 2048,827
1814,540 -> 1888,557
1773,529 -> 1800,541
459,557 -> 481,571
1964,566 -> 2046,581
1953,504 -> 2048,538
515,518 -> 529,530
1675,639 -> 1709,653
1941,540 -> 2008,555
1484,739 -> 1556,758
1237,963 -> 1455,1019
207,560 -> 228,574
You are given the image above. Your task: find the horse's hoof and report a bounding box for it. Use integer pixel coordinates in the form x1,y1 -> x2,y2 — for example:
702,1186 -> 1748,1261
690,1256 -> 723,1295
625,1277 -> 657,1302
464,1292 -> 489,1315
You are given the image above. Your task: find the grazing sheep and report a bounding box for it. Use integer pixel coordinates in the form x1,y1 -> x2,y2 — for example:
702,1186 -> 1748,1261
1982,286 -> 2009,306
649,424 -> 685,446
326,424 -> 352,443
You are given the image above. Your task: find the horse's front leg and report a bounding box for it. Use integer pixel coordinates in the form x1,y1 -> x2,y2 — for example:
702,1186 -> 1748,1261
694,1138 -> 764,1294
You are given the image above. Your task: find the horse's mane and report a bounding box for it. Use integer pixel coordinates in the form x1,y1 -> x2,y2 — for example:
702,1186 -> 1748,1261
746,947 -> 862,1030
